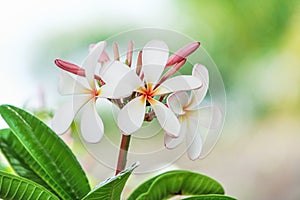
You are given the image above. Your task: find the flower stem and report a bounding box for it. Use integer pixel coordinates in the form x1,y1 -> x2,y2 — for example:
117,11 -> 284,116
115,134 -> 131,175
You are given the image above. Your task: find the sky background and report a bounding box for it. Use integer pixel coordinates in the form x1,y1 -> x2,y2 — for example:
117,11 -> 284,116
1,1 -> 300,199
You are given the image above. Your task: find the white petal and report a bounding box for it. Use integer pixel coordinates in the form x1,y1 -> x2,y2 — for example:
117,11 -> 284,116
117,96 -> 146,135
157,75 -> 202,95
188,64 -> 209,108
100,61 -> 130,85
98,84 -> 116,99
186,118 -> 203,160
80,101 -> 104,143
142,40 -> 169,84
82,41 -> 106,88
192,64 -> 209,84
52,95 -> 91,134
164,118 -> 186,149
52,101 -> 74,134
58,71 -> 90,95
167,92 -> 189,115
100,68 -> 142,99
187,87 -> 208,110
150,98 -> 180,137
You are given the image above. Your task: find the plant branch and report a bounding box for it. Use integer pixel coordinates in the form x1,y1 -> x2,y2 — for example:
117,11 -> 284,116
115,134 -> 131,175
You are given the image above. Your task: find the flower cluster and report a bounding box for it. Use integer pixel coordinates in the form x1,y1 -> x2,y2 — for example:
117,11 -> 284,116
52,40 -> 220,159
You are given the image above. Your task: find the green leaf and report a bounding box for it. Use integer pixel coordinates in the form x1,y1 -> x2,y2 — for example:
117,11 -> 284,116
0,104 -> 90,200
182,194 -> 237,200
0,170 -> 59,200
127,172 -> 163,200
82,162 -> 139,200
128,170 -> 225,200
0,128 -> 54,193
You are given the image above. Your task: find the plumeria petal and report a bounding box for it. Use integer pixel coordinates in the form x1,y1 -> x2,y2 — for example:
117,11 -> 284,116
150,98 -> 180,137
164,117 -> 187,149
52,95 -> 91,134
100,62 -> 143,98
142,40 -> 169,84
187,64 -> 209,108
80,101 -> 104,143
192,64 -> 209,83
82,41 -> 106,88
187,87 -> 207,110
157,75 -> 202,95
58,71 -> 90,95
185,115 -> 203,160
52,102 -> 75,134
97,84 -> 115,99
100,61 -> 130,85
117,96 -> 146,135
167,91 -> 189,115
99,61 -> 127,84
110,70 -> 143,98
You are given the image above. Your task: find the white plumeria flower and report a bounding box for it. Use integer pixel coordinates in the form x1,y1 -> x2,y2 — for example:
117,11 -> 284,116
109,40 -> 203,137
165,64 -> 222,160
52,41 -> 130,143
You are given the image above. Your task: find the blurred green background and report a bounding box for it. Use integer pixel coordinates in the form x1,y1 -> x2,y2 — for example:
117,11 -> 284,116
1,0 -> 300,199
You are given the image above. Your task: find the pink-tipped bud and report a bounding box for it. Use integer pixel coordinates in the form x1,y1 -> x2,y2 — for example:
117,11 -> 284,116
113,42 -> 120,61
166,41 -> 200,67
156,58 -> 187,88
99,51 -> 110,63
54,59 -> 105,84
136,51 -> 143,76
89,43 -> 110,63
55,59 -> 85,76
126,40 -> 134,67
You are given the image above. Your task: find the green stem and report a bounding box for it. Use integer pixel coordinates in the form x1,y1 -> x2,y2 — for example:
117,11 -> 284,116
115,134 -> 131,175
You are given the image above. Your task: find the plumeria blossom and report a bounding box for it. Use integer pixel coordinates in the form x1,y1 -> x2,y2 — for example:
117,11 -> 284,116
52,41 -> 130,143
165,64 -> 222,160
107,40 -> 203,137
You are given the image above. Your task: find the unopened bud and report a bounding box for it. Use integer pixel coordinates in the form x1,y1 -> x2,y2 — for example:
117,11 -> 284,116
136,51 -> 143,76
54,59 -> 104,84
99,51 -> 110,63
113,42 -> 120,61
89,44 -> 110,63
166,41 -> 200,67
156,58 -> 187,88
126,40 -> 134,67
55,59 -> 85,76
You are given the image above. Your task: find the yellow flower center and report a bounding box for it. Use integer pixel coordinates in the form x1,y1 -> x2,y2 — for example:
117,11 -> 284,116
92,89 -> 101,100
137,83 -> 159,104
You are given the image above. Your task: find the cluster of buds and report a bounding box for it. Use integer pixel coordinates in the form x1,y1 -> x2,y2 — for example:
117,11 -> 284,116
52,40 -> 221,160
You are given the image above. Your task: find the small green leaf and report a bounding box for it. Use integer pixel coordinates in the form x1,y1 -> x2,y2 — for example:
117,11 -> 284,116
82,162 -> 139,200
182,194 -> 237,200
0,104 -> 90,200
128,170 -> 225,200
0,170 -> 59,200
